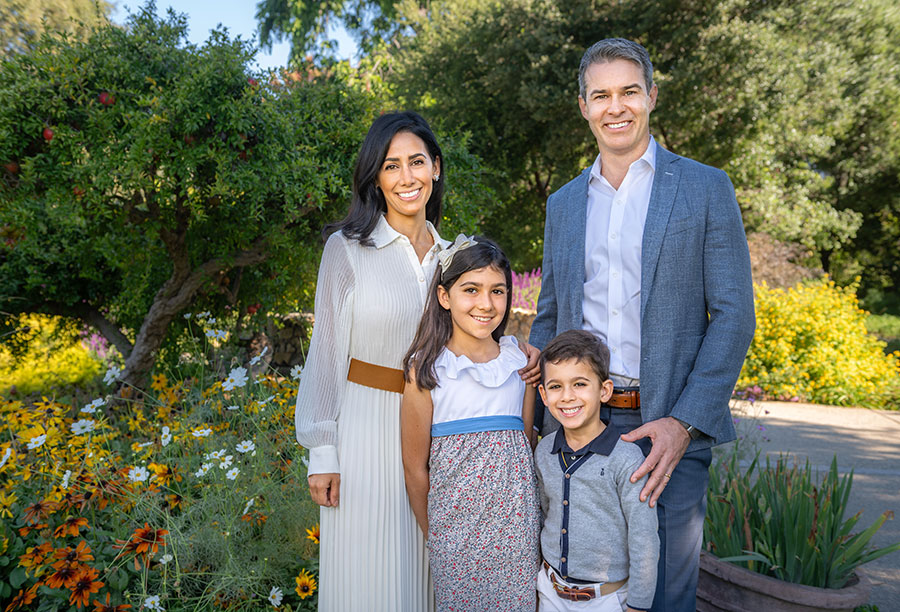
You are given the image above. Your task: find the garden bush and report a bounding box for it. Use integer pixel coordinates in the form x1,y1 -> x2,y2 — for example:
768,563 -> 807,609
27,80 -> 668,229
0,313 -> 319,611
738,278 -> 900,408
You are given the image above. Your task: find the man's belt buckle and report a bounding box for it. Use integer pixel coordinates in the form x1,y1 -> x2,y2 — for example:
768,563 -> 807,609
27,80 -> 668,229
606,387 -> 640,410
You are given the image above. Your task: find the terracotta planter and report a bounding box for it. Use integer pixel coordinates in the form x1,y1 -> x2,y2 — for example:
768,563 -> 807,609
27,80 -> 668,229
697,550 -> 872,612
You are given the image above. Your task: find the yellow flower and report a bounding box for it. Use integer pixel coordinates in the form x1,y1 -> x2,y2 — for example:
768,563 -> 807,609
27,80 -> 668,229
295,569 -> 317,599
0,491 -> 18,519
151,373 -> 169,392
305,523 -> 319,544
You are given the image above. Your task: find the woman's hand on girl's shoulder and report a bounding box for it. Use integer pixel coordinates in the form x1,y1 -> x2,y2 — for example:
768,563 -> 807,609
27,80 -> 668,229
518,340 -> 542,387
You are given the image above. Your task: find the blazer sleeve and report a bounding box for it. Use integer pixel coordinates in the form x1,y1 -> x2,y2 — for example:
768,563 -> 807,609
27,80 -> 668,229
530,193 -> 560,434
669,170 -> 755,438
294,233 -> 355,474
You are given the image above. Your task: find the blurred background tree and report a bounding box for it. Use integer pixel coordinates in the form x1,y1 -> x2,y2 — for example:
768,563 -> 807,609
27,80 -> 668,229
0,0 -> 113,58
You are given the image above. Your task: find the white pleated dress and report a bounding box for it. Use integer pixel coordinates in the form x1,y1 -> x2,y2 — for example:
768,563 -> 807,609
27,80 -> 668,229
295,215 -> 448,612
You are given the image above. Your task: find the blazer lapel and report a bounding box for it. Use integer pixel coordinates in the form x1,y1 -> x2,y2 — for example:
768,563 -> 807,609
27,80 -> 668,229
568,168 -> 590,326
641,147 -> 681,318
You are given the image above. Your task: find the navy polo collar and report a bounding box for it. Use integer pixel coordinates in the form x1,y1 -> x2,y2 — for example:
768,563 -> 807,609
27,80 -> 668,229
550,421 -> 621,457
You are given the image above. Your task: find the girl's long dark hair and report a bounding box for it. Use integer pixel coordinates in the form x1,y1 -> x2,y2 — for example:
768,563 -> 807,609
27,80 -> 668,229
403,237 -> 513,391
323,111 -> 444,244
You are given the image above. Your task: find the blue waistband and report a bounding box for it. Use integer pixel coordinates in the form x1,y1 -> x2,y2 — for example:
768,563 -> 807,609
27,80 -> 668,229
431,415 -> 524,437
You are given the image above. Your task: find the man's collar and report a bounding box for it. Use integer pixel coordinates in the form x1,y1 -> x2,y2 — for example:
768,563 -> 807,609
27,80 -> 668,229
590,135 -> 658,183
550,421 -> 621,457
370,214 -> 446,250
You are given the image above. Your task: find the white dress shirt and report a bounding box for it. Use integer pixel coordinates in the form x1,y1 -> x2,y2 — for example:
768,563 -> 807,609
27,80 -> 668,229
582,137 -> 657,380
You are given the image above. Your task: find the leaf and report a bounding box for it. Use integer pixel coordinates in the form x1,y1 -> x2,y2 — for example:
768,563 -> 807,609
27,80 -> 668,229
9,566 -> 27,588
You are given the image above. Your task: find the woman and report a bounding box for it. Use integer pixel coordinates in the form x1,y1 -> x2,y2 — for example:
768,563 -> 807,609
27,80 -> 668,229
295,111 -> 537,610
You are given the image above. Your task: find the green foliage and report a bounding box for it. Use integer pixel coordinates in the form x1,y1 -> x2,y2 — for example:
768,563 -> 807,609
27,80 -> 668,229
705,449 -> 900,589
0,314 -> 102,395
867,313 -> 900,355
0,0 -> 113,58
738,278 -> 900,408
255,0 -> 409,61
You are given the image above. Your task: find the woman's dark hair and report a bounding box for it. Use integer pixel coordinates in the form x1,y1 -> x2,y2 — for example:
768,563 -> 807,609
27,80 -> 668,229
323,111 -> 444,244
403,237 -> 513,391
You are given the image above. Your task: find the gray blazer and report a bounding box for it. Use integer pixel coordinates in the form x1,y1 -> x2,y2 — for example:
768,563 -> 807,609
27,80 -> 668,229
529,145 -> 755,451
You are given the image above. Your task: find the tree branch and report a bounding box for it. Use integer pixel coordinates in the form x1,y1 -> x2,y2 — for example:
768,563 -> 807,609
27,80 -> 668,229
46,301 -> 134,358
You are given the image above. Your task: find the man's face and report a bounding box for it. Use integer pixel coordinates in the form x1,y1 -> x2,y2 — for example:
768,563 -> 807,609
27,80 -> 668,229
578,58 -> 657,162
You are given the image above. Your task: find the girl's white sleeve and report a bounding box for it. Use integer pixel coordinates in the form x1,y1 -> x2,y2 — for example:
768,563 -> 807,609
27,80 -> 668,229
294,234 -> 354,475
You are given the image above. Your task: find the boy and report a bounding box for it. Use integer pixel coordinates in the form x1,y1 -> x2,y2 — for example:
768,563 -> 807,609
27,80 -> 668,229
535,329 -> 658,611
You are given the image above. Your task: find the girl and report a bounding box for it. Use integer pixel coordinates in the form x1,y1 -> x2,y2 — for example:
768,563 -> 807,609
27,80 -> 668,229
401,236 -> 541,612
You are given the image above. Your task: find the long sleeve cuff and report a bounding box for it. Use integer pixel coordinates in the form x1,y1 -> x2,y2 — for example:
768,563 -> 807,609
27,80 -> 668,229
307,445 -> 340,475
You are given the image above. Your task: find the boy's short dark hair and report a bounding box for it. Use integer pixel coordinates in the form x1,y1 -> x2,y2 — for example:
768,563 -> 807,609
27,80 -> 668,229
540,329 -> 611,383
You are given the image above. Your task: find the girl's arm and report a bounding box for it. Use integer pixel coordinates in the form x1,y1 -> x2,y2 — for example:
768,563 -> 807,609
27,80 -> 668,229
401,367 -> 434,537
522,384 -> 536,449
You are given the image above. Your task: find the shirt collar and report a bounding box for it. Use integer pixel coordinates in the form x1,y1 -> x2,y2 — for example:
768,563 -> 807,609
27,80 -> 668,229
370,214 -> 448,250
550,421 -> 622,457
589,135 -> 658,184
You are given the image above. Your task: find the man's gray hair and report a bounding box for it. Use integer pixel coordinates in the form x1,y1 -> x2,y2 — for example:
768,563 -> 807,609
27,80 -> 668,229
578,38 -> 654,99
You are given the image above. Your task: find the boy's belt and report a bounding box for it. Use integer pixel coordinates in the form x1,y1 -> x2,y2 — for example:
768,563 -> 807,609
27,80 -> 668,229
347,358 -> 406,394
606,387 -> 640,409
542,560 -> 627,601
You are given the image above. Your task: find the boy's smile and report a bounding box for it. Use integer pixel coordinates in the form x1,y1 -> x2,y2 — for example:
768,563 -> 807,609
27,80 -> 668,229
540,358 -> 614,449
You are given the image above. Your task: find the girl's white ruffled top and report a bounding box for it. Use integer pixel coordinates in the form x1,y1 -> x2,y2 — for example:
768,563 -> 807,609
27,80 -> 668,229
431,335 -> 527,436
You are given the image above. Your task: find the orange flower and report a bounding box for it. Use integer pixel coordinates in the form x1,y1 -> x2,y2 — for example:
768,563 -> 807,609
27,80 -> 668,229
305,523 -> 320,544
68,567 -> 103,609
23,499 -> 60,524
240,511 -> 268,526
92,593 -> 132,611
113,523 -> 168,570
294,569 -> 317,599
44,561 -> 81,589
149,463 -> 181,486
53,540 -> 94,567
163,494 -> 182,510
4,583 -> 38,612
19,522 -> 48,537
19,542 -> 53,570
54,516 -> 90,538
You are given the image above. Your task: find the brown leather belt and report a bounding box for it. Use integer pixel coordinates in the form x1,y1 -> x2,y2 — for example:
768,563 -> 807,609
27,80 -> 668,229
347,358 -> 406,394
542,560 -> 627,601
606,387 -> 640,410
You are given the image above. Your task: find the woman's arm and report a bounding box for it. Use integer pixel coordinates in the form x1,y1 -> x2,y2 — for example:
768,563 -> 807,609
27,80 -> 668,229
295,235 -> 355,504
522,384 -> 537,449
401,368 -> 434,536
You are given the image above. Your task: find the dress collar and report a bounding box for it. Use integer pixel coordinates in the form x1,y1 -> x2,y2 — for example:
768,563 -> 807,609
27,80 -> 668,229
550,421 -> 621,457
370,214 -> 448,250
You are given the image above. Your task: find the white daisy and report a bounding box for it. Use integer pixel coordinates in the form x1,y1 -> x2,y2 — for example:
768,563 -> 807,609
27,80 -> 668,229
225,404 -> 239,411
194,463 -> 212,477
242,497 -> 255,514
0,447 -> 11,469
236,440 -> 255,454
222,366 -> 248,391
103,366 -> 121,386
144,594 -> 165,612
81,398 -> 105,413
268,586 -> 283,606
290,364 -> 303,380
159,553 -> 173,565
129,466 -> 149,482
71,419 -> 96,435
161,426 -> 172,447
225,467 -> 239,480
218,455 -> 234,470
26,434 -> 47,450
191,428 -> 212,438
61,469 -> 72,489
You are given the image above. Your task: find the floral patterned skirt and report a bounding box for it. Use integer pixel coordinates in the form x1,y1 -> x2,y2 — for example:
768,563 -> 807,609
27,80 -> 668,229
427,429 -> 541,612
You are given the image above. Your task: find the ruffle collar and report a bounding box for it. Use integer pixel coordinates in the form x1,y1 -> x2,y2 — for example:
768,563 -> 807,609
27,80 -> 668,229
435,336 -> 526,387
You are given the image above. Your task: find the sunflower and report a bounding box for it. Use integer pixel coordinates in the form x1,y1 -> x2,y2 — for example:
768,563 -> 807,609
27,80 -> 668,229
305,523 -> 320,544
68,567 -> 103,609
294,569 -> 317,600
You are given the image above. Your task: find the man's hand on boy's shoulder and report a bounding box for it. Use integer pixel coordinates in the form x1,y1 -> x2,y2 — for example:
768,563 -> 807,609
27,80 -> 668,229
619,416 -> 691,508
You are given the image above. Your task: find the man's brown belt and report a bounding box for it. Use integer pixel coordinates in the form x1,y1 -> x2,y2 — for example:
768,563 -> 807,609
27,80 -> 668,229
347,358 -> 406,394
606,387 -> 640,409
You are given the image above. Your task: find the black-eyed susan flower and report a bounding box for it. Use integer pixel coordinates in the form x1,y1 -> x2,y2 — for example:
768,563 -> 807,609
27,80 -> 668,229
68,566 -> 104,609
294,569 -> 317,599
305,523 -> 319,545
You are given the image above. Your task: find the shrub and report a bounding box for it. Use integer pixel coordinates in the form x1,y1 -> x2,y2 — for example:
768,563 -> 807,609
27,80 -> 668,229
0,315 -> 103,395
0,317 -> 319,610
737,278 -> 900,408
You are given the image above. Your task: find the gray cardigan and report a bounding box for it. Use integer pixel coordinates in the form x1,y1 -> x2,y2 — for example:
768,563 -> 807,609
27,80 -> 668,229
535,425 -> 659,610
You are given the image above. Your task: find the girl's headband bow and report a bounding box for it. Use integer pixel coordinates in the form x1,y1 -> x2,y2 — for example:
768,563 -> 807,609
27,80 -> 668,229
437,234 -> 478,276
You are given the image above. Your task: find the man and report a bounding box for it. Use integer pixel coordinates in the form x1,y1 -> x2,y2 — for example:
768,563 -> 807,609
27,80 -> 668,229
529,38 -> 755,612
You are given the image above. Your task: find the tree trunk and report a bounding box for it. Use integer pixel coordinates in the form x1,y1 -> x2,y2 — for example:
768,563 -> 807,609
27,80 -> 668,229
119,240 -> 269,387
